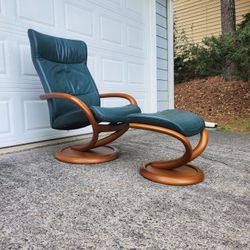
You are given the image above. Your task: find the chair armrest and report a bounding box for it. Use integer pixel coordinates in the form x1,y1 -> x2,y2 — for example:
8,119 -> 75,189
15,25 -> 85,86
99,93 -> 137,105
40,92 -> 98,127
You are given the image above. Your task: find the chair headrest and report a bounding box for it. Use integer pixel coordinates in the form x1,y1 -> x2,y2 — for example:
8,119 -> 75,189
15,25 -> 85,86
28,29 -> 87,64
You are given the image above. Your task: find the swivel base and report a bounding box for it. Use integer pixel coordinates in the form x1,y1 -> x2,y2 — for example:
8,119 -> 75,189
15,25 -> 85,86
140,164 -> 204,186
55,145 -> 119,164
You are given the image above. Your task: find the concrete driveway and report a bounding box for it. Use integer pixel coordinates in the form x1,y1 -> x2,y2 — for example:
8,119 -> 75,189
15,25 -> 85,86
0,130 -> 249,249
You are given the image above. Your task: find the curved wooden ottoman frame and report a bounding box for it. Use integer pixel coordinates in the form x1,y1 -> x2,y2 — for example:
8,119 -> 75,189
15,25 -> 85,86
129,123 -> 208,186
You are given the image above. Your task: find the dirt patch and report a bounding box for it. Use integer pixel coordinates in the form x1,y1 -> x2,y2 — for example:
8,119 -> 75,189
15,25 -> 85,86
175,76 -> 250,130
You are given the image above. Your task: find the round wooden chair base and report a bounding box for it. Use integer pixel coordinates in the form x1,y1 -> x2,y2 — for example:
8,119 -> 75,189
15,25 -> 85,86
140,164 -> 204,186
55,145 -> 119,164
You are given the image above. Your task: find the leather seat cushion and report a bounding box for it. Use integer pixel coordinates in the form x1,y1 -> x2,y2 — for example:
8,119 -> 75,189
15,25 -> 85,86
127,109 -> 205,137
52,110 -> 90,130
90,105 -> 141,123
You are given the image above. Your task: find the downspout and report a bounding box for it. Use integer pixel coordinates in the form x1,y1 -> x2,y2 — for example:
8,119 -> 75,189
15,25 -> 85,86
148,0 -> 157,112
167,0 -> 174,109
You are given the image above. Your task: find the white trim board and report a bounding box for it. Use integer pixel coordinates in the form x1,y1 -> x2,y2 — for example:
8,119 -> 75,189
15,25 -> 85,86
167,0 -> 174,109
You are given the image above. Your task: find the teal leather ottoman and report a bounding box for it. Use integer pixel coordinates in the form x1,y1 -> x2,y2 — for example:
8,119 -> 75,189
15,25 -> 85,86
127,109 -> 208,186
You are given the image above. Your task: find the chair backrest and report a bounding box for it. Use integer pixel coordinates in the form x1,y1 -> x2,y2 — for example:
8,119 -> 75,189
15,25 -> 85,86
28,29 -> 100,129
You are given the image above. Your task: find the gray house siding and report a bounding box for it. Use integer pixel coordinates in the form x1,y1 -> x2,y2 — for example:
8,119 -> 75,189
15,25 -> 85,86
156,0 -> 168,111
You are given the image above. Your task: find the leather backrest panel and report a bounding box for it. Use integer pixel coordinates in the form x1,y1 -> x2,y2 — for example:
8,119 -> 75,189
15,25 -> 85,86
28,29 -> 100,128
29,29 -> 87,64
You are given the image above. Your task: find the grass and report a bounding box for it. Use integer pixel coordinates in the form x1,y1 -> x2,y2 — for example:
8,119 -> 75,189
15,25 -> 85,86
217,117 -> 250,133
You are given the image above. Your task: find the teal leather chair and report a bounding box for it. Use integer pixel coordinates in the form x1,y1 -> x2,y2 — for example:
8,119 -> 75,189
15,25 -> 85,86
28,29 -> 208,186
28,29 -> 140,163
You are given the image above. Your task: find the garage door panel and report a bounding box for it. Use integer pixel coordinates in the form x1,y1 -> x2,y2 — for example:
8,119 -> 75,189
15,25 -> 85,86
98,83 -> 146,94
106,0 -> 122,8
102,57 -> 124,83
101,92 -> 146,112
0,93 -> 20,140
19,44 -> 37,77
101,98 -> 130,108
2,33 -> 40,87
100,15 -> 122,45
23,100 -> 50,132
64,2 -> 94,37
0,100 -> 12,134
125,0 -> 145,19
16,0 -> 55,27
0,40 -> 6,74
127,62 -> 145,84
126,25 -> 144,50
0,0 -> 4,15
87,55 -> 96,78
136,99 -> 145,112
0,36 -> 10,79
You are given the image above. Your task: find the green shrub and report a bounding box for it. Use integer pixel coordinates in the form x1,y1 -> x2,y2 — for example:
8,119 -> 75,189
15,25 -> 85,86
174,12 -> 250,83
174,30 -> 200,83
197,33 -> 236,77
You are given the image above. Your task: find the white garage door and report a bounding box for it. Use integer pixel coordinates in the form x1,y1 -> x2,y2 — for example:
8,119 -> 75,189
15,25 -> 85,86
0,0 -> 157,147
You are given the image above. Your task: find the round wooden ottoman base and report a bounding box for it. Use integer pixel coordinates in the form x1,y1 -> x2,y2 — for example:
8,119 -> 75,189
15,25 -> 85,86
140,163 -> 204,186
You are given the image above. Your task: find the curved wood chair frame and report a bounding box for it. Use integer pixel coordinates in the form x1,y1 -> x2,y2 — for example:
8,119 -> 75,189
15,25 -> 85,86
40,92 -> 135,164
41,92 -> 208,185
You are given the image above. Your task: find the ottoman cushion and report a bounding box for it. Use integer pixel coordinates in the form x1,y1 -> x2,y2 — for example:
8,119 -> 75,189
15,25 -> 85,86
127,109 -> 205,137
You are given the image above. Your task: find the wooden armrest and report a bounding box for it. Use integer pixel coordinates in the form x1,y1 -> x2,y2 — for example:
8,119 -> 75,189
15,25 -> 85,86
40,92 -> 98,127
99,93 -> 137,105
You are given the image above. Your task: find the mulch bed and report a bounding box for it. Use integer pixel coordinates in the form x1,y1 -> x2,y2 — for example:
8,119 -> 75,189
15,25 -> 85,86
174,76 -> 250,126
